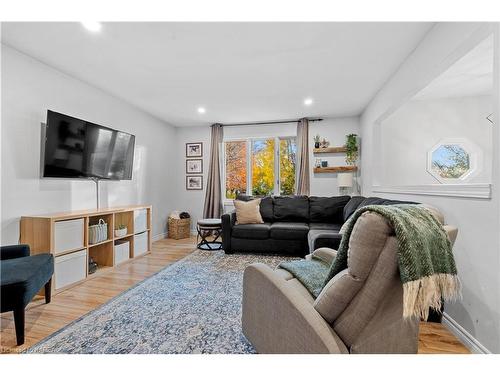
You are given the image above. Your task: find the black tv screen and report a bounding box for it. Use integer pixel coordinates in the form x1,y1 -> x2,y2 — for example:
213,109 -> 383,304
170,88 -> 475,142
42,111 -> 135,180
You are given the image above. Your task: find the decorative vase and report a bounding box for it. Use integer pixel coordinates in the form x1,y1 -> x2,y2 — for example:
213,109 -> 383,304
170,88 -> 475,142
115,228 -> 127,237
314,142 -> 320,149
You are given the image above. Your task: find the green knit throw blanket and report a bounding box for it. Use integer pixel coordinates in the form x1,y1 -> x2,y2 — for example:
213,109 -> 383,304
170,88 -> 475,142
280,204 -> 461,319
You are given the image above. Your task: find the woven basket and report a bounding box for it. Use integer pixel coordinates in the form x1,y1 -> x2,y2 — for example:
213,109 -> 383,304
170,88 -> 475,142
168,217 -> 191,240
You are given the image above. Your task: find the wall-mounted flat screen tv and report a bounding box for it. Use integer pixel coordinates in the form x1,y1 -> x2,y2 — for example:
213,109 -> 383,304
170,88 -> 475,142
42,110 -> 135,180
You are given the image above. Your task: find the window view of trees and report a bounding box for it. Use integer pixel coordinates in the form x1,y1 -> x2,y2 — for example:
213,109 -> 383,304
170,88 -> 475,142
251,139 -> 275,196
279,138 -> 297,195
225,141 -> 247,199
224,137 -> 296,198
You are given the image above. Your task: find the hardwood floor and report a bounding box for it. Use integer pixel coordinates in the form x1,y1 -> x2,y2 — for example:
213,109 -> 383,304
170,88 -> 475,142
1,237 -> 469,354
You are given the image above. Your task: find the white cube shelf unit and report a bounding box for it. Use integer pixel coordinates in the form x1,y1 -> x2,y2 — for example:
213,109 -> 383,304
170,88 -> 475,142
20,204 -> 152,295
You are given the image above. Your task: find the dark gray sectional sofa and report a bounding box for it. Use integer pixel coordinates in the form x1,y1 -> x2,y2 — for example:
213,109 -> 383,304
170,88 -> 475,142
221,195 -> 414,257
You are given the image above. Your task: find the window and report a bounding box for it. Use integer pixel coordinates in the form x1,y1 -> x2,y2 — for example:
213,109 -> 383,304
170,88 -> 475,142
225,141 -> 247,199
224,137 -> 296,199
279,138 -> 297,195
427,138 -> 480,183
251,139 -> 275,196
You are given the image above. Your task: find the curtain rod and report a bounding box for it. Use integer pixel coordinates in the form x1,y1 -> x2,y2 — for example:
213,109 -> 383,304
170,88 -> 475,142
220,118 -> 323,127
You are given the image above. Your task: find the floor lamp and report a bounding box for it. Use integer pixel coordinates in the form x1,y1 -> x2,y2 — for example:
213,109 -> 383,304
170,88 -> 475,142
338,172 -> 353,196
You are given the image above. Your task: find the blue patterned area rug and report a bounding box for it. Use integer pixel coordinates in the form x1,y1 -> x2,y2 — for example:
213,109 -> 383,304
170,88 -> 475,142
26,250 -> 293,354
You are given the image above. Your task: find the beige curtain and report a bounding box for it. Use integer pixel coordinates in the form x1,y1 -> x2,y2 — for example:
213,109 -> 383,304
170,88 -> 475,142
295,118 -> 310,195
203,124 -> 224,218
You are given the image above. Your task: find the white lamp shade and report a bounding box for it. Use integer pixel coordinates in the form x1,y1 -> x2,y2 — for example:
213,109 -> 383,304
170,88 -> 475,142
337,172 -> 353,187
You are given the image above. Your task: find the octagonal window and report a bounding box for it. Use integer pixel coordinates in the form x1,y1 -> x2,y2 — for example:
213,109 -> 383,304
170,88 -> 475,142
431,144 -> 470,179
427,139 -> 480,183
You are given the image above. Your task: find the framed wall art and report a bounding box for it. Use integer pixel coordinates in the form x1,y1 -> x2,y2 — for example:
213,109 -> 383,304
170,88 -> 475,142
186,175 -> 203,190
186,142 -> 203,157
186,159 -> 203,174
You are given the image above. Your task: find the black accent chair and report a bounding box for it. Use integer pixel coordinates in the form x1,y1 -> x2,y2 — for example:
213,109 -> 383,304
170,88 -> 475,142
0,245 -> 54,345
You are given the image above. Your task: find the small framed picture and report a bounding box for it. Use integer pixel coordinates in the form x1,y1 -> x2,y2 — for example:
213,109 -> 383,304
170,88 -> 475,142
186,175 -> 203,190
186,142 -> 203,157
186,159 -> 203,174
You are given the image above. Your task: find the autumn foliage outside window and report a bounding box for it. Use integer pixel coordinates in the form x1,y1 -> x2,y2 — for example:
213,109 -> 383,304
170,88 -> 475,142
251,139 -> 275,196
225,141 -> 247,199
225,137 -> 296,199
279,138 -> 297,195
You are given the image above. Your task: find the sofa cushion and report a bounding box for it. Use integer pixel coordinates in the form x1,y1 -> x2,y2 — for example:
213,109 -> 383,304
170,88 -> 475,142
234,199 -> 264,224
273,196 -> 309,222
343,196 -> 418,221
232,223 -> 271,240
270,222 -> 309,240
343,196 -> 366,221
308,223 -> 342,231
259,197 -> 274,222
309,196 -> 350,223
236,194 -> 274,222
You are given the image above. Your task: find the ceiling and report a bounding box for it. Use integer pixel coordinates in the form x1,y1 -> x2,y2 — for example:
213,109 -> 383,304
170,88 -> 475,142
414,35 -> 494,101
1,22 -> 433,127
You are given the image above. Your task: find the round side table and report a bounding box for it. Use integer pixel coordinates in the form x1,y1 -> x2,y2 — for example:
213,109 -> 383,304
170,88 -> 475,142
196,218 -> 222,250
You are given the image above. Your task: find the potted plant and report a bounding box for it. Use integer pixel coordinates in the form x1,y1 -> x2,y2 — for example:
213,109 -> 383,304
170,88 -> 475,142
115,224 -> 127,238
313,134 -> 321,149
345,134 -> 359,165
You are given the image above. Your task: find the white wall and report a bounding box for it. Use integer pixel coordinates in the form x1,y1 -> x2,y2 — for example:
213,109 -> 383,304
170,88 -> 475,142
173,125 -> 211,232
309,117 -> 360,196
1,44 -> 177,244
173,118 -> 360,229
380,95 -> 493,185
360,23 -> 500,353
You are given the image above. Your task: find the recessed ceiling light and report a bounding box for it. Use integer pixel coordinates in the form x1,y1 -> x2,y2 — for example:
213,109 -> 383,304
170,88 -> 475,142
304,98 -> 314,106
81,22 -> 102,32
197,107 -> 206,114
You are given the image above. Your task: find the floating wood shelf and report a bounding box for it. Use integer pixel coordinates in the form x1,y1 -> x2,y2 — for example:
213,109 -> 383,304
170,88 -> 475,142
313,146 -> 347,154
313,166 -> 358,173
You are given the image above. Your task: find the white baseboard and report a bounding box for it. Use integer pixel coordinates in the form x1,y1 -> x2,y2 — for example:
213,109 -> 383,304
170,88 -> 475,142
152,230 -> 198,241
152,232 -> 168,242
442,312 -> 491,354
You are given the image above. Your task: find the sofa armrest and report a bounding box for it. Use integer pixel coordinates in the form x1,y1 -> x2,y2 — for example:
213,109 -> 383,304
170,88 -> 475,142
221,210 -> 237,253
305,247 -> 337,265
308,230 -> 343,253
0,244 -> 30,260
242,263 -> 348,354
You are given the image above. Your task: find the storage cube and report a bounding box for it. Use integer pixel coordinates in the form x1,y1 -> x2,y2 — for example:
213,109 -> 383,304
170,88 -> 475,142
54,218 -> 84,254
114,241 -> 130,265
134,232 -> 148,257
54,249 -> 87,290
134,209 -> 148,233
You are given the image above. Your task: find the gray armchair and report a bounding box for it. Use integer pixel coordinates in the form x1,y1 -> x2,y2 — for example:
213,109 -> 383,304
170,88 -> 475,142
242,209 -> 458,353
